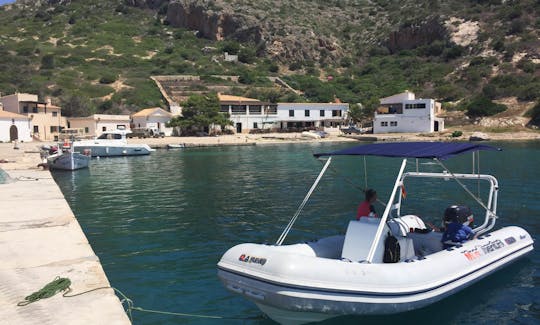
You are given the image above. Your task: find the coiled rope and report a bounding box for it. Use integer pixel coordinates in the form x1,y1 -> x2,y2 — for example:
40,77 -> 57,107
17,277 -> 262,322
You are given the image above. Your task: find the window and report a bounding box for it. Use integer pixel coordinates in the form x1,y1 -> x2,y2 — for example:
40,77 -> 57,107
405,103 -> 426,109
320,110 -> 325,117
305,110 -> 310,117
102,126 -> 107,132
231,105 -> 246,115
84,127 -> 89,133
266,105 -> 277,115
220,105 -> 229,113
32,107 -> 38,113
33,125 -> 39,133
52,111 -> 58,117
253,122 -> 258,129
249,105 -> 262,115
23,106 -> 29,113
50,126 -> 59,133
380,121 -> 388,127
289,110 -> 294,117
332,110 -> 342,117
390,121 -> 398,126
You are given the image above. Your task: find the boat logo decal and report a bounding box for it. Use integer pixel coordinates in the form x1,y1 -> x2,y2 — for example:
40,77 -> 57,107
239,254 -> 267,266
462,247 -> 482,261
480,239 -> 505,254
504,237 -> 516,245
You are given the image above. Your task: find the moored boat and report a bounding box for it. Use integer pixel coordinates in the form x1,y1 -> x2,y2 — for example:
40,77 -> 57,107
45,140 -> 90,171
47,150 -> 90,171
217,142 -> 533,324
72,130 -> 154,157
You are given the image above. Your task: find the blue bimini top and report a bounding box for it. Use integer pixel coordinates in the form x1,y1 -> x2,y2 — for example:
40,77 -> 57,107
313,142 -> 500,160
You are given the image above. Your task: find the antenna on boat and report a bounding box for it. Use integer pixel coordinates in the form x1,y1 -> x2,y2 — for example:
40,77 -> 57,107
276,157 -> 333,246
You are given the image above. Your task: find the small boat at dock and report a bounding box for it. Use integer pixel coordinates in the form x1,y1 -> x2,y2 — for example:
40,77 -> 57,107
45,141 -> 90,171
218,142 -> 533,324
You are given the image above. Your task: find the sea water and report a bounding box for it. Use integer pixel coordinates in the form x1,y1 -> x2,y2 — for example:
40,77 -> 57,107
53,141 -> 540,324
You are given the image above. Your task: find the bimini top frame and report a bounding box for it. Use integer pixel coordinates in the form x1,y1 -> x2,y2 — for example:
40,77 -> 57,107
276,142 -> 501,263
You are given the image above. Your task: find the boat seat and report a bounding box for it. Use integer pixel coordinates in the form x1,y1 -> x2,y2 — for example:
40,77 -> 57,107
341,219 -> 387,263
408,231 -> 443,256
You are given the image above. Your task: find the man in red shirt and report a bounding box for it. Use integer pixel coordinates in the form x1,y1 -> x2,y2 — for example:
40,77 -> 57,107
357,189 -> 378,220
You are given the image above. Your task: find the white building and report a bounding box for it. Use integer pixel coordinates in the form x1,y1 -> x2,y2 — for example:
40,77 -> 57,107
131,107 -> 174,136
276,102 -> 348,131
373,91 -> 444,134
219,94 -> 278,133
67,114 -> 131,137
0,108 -> 32,142
218,94 -> 348,133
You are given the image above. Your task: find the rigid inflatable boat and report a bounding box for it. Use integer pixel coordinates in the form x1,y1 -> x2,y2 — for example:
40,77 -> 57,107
217,142 -> 534,324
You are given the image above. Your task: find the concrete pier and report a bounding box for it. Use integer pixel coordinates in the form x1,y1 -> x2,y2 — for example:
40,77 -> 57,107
0,142 -> 130,324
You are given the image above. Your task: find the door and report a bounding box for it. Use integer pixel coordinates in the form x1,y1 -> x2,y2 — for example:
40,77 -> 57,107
434,121 -> 439,132
236,122 -> 242,133
9,125 -> 18,141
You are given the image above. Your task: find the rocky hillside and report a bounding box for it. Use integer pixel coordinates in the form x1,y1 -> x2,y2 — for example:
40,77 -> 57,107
0,0 -> 538,121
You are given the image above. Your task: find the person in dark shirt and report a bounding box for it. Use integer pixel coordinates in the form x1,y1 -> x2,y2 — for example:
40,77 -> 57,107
356,189 -> 377,220
441,205 -> 475,248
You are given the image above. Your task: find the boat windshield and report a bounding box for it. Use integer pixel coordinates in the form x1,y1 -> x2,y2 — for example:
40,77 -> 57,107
97,133 -> 123,140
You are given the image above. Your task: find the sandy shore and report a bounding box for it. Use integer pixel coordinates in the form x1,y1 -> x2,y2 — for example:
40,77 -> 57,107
127,130 -> 540,149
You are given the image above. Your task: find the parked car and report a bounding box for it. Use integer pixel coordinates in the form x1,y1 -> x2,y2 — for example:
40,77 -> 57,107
341,125 -> 364,134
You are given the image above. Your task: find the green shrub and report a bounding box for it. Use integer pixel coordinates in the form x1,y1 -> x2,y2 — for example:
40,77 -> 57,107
526,102 -> 540,126
238,47 -> 256,64
517,59 -> 536,73
451,130 -> 463,137
221,40 -> 240,55
40,54 -> 55,70
464,96 -> 507,117
99,74 -> 117,84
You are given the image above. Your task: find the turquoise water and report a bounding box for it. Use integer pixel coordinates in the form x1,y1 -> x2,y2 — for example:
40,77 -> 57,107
53,142 -> 540,324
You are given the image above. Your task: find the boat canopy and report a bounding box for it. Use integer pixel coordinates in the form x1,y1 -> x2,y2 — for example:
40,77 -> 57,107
314,142 -> 500,160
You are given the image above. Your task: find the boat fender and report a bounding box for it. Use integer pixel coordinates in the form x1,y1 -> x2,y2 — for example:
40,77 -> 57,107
383,232 -> 400,263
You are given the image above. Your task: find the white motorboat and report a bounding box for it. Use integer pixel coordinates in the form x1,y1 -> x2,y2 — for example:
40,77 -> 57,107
167,143 -> 186,149
72,130 -> 154,157
217,142 -> 533,324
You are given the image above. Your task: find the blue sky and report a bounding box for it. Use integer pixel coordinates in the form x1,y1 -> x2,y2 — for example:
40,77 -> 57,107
0,0 -> 15,5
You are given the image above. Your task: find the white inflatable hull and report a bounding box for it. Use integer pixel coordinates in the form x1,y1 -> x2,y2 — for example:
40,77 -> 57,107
218,226 -> 533,324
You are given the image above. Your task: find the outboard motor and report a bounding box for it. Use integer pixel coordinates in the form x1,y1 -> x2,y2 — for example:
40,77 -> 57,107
444,205 -> 474,227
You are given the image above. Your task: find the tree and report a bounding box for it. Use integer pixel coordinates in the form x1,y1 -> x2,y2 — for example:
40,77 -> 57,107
167,93 -> 232,134
60,95 -> 93,117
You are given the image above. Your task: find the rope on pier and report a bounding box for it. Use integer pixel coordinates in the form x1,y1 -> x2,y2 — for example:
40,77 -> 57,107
18,276 -> 263,321
17,277 -> 71,306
